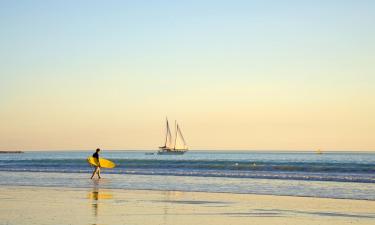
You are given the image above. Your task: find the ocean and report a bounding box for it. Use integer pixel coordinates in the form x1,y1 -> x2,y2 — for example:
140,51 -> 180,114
0,151 -> 374,200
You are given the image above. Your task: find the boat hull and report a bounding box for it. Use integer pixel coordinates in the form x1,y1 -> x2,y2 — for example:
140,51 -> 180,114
157,149 -> 187,155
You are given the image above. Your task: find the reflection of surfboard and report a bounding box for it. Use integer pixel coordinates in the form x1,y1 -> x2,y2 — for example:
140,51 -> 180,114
88,192 -> 113,200
87,157 -> 116,168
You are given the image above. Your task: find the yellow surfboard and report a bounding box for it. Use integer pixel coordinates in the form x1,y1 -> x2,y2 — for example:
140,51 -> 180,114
87,156 -> 116,169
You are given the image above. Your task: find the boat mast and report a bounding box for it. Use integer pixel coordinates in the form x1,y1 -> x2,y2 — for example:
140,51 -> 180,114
167,122 -> 172,148
174,121 -> 178,150
164,118 -> 169,147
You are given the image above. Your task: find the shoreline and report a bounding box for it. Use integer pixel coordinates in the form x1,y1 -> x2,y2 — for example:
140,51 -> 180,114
1,185 -> 375,225
1,183 -> 374,202
1,171 -> 374,201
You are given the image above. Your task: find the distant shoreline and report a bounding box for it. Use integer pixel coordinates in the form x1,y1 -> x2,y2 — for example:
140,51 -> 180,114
0,151 -> 24,154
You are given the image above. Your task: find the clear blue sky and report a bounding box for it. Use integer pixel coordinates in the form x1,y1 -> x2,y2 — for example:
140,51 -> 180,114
0,1 -> 374,150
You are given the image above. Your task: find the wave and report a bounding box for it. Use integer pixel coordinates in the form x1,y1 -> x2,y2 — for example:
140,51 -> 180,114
1,158 -> 375,173
1,158 -> 375,183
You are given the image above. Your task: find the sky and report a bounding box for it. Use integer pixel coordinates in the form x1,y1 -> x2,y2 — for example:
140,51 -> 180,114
0,0 -> 374,151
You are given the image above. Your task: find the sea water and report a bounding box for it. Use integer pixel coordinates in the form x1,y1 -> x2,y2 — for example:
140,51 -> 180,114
0,151 -> 374,200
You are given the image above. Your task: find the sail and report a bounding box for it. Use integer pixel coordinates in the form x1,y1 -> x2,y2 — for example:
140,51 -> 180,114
166,120 -> 173,148
177,125 -> 187,147
162,118 -> 173,149
174,124 -> 188,150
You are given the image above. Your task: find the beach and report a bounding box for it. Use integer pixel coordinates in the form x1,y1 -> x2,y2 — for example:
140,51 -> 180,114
1,151 -> 375,224
1,185 -> 374,225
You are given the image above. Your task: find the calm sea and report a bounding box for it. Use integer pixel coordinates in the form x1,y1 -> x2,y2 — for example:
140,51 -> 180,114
0,151 -> 374,200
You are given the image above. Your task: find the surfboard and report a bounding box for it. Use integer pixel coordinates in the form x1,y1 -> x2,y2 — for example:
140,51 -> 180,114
87,157 -> 116,169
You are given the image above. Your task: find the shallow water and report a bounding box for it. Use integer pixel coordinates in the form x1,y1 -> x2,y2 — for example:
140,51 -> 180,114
0,151 -> 375,200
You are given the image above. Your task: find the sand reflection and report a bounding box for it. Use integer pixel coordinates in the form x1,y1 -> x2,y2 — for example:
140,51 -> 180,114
88,179 -> 113,218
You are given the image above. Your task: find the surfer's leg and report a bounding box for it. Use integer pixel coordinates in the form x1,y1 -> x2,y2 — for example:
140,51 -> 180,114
90,168 -> 96,179
91,167 -> 99,179
97,167 -> 101,179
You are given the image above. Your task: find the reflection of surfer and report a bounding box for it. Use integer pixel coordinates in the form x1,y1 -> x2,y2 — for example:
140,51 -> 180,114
90,148 -> 101,179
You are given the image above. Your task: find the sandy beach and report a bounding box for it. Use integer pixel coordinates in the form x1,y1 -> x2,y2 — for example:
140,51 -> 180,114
0,185 -> 374,225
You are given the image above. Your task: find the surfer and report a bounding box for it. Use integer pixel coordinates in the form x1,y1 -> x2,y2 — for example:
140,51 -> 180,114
90,148 -> 101,179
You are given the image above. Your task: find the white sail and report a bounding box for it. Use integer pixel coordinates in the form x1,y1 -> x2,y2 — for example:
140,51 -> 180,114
173,124 -> 188,150
160,118 -> 173,149
166,120 -> 173,148
178,125 -> 187,148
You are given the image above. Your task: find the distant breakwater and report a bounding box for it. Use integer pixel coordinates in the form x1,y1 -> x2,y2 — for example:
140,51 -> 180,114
0,151 -> 24,154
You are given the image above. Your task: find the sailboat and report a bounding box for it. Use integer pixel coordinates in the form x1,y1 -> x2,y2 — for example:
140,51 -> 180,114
158,118 -> 188,155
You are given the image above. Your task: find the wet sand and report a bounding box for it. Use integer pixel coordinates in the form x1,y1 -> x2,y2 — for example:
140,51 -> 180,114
0,184 -> 374,225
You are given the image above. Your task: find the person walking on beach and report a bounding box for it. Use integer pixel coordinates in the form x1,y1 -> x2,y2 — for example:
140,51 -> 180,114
91,148 -> 101,179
